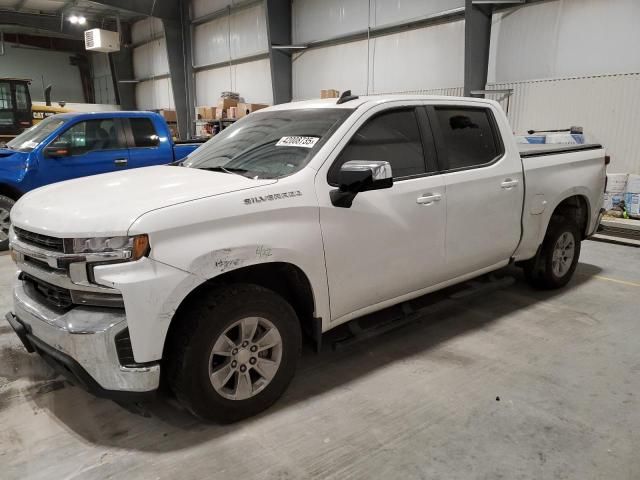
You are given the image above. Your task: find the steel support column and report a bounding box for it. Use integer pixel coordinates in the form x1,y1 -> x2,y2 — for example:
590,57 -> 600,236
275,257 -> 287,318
464,0 -> 493,97
162,14 -> 191,140
264,0 -> 292,105
108,22 -> 136,110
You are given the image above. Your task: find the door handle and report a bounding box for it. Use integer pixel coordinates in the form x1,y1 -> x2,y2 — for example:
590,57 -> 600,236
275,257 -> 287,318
501,179 -> 519,189
416,193 -> 442,205
114,158 -> 128,167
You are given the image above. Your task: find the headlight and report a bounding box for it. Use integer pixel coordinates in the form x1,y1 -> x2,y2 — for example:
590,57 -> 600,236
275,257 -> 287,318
70,234 -> 149,260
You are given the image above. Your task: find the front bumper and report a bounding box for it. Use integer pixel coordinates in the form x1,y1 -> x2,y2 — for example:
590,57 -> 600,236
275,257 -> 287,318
8,283 -> 159,400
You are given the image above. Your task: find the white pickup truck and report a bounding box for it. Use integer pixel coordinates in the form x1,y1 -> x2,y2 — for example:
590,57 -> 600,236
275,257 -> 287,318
6,95 -> 606,421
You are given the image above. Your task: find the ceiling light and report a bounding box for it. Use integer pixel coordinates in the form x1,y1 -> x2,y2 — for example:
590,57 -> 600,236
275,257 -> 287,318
68,15 -> 86,25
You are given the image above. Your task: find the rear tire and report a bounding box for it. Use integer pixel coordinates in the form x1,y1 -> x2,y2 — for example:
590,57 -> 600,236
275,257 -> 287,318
523,219 -> 581,290
0,195 -> 15,251
166,284 -> 301,423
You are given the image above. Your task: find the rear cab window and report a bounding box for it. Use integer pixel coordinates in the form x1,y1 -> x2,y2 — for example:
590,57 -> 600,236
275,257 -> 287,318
129,118 -> 160,147
431,106 -> 504,171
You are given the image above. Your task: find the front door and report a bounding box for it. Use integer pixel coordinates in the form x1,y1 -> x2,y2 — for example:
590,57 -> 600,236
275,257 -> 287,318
39,118 -> 130,184
317,105 -> 448,323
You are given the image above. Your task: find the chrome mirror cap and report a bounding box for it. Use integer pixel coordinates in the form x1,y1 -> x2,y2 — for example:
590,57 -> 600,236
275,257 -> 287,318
340,160 -> 392,181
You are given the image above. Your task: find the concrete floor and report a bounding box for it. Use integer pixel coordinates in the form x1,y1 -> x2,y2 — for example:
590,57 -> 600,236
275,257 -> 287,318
0,240 -> 638,479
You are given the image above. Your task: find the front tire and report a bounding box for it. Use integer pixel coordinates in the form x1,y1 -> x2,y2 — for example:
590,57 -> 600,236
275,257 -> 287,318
0,195 -> 15,251
524,219 -> 581,290
166,284 -> 301,422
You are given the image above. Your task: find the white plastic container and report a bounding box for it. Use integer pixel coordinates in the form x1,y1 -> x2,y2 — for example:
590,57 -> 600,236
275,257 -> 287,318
606,173 -> 628,193
625,174 -> 640,194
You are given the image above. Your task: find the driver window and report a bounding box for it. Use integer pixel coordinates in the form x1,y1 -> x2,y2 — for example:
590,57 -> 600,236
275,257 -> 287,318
56,119 -> 123,155
328,108 -> 427,184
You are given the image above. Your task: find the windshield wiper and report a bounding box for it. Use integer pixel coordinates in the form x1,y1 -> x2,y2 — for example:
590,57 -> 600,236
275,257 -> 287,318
201,166 -> 252,177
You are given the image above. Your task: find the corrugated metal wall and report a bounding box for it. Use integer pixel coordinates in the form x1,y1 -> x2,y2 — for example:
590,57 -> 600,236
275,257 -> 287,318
131,17 -> 174,110
191,1 -> 273,105
488,74 -> 640,174
291,0 -> 465,99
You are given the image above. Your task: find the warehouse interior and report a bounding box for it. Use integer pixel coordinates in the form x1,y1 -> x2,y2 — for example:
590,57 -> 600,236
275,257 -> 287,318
0,0 -> 639,478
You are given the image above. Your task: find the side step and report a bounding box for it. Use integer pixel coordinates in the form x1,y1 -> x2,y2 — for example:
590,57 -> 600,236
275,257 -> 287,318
332,274 -> 515,351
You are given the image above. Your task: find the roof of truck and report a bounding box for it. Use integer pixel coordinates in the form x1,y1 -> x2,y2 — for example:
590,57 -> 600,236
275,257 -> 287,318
264,95 -> 498,111
51,110 -> 164,120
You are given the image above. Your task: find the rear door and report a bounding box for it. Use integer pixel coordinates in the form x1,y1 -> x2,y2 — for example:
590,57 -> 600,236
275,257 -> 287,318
38,117 -> 130,184
428,104 -> 523,278
124,117 -> 167,168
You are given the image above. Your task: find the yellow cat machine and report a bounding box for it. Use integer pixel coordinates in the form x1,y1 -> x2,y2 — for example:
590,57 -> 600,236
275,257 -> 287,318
0,80 -> 69,142
0,78 -> 32,141
32,85 -> 70,124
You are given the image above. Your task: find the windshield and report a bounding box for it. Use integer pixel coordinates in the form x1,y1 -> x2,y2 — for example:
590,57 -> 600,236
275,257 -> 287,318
6,115 -> 67,152
183,108 -> 352,179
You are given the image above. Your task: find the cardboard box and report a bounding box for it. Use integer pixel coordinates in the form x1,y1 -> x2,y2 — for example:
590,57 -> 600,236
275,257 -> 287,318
195,106 -> 215,120
215,107 -> 226,119
237,103 -> 269,118
605,173 -> 628,193
320,89 -> 339,99
625,174 -> 640,194
159,109 -> 177,123
228,107 -> 238,119
625,193 -> 640,218
217,98 -> 238,110
603,193 -> 624,211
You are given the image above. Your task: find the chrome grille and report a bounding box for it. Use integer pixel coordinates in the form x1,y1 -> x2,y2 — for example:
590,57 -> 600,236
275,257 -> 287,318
21,272 -> 73,310
14,227 -> 65,252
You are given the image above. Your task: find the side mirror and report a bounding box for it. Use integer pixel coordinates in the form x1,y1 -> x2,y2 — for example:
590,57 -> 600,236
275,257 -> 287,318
331,160 -> 393,208
45,141 -> 71,158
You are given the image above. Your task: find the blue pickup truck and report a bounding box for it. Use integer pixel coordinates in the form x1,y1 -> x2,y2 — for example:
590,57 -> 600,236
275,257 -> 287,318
0,111 -> 201,248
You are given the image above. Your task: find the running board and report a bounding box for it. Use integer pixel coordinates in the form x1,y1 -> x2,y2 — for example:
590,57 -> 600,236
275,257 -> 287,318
332,274 -> 515,351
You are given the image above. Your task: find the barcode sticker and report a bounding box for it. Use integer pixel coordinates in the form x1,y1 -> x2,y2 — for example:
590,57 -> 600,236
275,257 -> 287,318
276,136 -> 319,148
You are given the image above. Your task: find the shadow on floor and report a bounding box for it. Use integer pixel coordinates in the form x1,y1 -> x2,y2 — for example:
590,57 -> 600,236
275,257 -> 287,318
22,263 -> 602,452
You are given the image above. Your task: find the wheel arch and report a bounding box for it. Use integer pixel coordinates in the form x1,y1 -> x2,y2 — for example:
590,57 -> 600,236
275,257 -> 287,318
162,261 -> 319,359
547,193 -> 591,239
0,183 -> 23,201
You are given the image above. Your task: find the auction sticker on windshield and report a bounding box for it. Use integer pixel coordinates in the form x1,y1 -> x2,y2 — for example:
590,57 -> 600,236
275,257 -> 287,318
276,136 -> 319,148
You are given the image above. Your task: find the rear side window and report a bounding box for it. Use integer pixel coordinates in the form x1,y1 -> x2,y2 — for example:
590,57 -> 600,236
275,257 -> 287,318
434,107 -> 502,170
329,108 -> 426,183
130,118 -> 159,147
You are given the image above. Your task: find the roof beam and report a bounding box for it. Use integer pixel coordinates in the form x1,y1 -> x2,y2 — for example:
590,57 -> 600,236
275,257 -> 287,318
88,0 -> 179,20
0,10 -> 89,39
13,0 -> 28,11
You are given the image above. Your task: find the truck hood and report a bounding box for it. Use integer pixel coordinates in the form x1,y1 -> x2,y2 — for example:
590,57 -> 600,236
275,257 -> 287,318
11,165 -> 276,237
